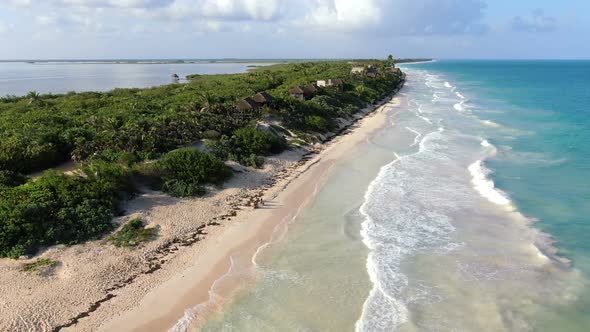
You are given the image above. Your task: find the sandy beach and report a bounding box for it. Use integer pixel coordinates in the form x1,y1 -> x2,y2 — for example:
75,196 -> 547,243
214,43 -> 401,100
0,92 -> 401,332
101,96 -> 400,332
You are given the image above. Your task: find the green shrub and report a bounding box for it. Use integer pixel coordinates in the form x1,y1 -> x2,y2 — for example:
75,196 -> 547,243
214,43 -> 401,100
207,127 -> 286,167
157,148 -> 232,197
93,150 -> 139,167
22,258 -> 59,273
0,163 -> 134,258
131,162 -> 163,189
0,171 -> 28,188
109,218 -> 156,248
162,179 -> 207,197
305,115 -> 329,132
232,127 -> 286,156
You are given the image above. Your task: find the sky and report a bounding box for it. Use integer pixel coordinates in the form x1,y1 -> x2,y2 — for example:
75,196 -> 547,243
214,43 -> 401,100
0,0 -> 588,59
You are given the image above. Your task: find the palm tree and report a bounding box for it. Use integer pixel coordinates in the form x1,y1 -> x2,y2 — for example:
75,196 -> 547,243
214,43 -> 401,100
387,54 -> 395,67
27,91 -> 42,105
197,92 -> 213,113
355,85 -> 367,98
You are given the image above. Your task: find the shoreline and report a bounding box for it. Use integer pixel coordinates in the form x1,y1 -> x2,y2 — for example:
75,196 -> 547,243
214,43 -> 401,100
100,95 -> 401,331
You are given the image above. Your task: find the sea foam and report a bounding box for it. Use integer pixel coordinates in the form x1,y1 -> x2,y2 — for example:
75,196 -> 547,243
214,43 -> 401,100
356,128 -> 457,332
468,160 -> 511,206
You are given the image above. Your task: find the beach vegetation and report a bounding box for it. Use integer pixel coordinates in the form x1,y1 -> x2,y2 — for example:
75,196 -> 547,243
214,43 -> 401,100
109,218 -> 156,248
156,148 -> 232,197
0,58 -> 404,258
207,127 -> 286,167
21,258 -> 59,273
0,162 -> 134,258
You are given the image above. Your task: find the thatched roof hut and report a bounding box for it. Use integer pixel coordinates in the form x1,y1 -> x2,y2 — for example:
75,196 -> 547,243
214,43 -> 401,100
252,91 -> 274,104
236,97 -> 260,111
289,86 -> 305,100
331,78 -> 344,86
387,67 -> 401,74
304,84 -> 318,96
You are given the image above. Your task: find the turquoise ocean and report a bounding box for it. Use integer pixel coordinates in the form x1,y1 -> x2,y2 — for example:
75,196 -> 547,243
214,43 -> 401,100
408,60 -> 590,274
185,60 -> 590,331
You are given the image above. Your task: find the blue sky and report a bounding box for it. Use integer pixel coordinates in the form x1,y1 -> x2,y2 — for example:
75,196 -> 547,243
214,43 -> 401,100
0,0 -> 588,59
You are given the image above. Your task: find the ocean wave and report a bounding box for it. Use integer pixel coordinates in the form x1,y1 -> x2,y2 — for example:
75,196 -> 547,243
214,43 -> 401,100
468,160 -> 511,206
454,101 -> 466,112
356,128 -> 458,332
456,92 -> 466,99
480,119 -> 502,128
444,81 -> 454,89
405,127 -> 422,147
480,139 -> 498,157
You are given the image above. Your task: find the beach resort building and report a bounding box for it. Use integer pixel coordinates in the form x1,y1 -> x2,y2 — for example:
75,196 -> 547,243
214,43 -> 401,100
236,97 -> 260,111
252,91 -> 274,105
304,84 -> 318,97
387,67 -> 401,74
351,67 -> 365,75
288,86 -> 306,100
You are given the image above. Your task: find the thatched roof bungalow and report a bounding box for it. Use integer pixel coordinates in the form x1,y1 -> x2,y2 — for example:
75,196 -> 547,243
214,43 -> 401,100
236,97 -> 260,111
387,67 -> 401,74
252,91 -> 274,104
331,78 -> 344,86
366,72 -> 378,79
288,86 -> 305,100
304,83 -> 318,96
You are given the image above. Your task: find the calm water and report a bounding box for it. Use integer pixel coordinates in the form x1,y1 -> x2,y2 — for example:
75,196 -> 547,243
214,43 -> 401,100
190,60 -> 590,331
0,62 -> 269,96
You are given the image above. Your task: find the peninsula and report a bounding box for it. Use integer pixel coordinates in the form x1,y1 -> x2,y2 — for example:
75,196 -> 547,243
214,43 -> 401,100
0,58 -> 405,331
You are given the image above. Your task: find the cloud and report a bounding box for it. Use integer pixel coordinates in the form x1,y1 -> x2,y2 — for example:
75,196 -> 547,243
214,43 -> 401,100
297,0 -> 488,35
6,0 -> 32,6
7,0 -> 490,41
0,23 -> 7,34
510,9 -> 557,33
13,0 -> 488,35
52,0 -> 174,8
201,0 -> 281,21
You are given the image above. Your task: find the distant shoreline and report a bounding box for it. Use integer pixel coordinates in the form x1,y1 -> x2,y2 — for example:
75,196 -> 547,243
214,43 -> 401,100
0,60 -> 284,65
0,58 -> 433,65
397,59 -> 436,65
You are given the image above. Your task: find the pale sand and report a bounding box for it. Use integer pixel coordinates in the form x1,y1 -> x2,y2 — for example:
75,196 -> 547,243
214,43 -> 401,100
0,94 -> 400,332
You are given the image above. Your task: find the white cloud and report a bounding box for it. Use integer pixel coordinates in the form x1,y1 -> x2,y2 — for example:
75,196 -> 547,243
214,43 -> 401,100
302,0 -> 382,31
510,9 -> 557,33
36,15 -> 58,25
201,0 -> 280,21
6,0 -> 32,6
54,0 -> 174,8
7,0 -> 490,43
298,0 -> 488,35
